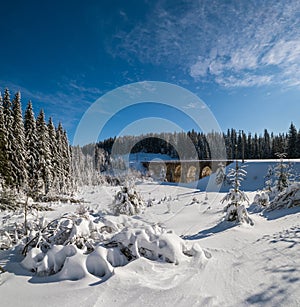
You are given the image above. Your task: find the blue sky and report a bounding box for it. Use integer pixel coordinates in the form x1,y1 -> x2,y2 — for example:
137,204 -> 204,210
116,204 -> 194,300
1,0 -> 300,144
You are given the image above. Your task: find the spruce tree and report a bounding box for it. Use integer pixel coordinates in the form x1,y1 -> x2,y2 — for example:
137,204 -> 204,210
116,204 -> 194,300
56,123 -> 71,193
11,92 -> 27,191
296,130 -> 300,158
24,101 -> 39,197
47,117 -> 59,194
0,93 -> 10,188
2,88 -> 14,187
274,152 -> 290,192
62,129 -> 71,192
287,123 -> 298,158
36,109 -> 52,196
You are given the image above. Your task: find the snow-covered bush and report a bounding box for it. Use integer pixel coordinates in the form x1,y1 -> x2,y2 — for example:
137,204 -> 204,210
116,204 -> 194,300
18,213 -> 206,280
221,161 -> 253,225
266,182 -> 300,211
107,222 -> 198,265
253,192 -> 270,207
111,186 -> 145,216
21,212 -> 98,255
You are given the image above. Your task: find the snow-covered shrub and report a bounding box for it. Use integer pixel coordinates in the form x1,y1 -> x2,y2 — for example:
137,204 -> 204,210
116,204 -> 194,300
111,186 -> 145,216
20,211 -> 108,256
253,192 -> 270,207
19,214 -> 206,280
266,182 -> 300,211
106,222 -> 204,265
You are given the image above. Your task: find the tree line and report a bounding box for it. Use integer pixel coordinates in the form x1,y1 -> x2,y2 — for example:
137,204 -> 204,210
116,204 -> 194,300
0,88 -> 71,199
96,123 -> 300,160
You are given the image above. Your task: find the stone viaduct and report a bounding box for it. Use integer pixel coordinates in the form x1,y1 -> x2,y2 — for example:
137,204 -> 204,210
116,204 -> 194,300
141,160 -> 232,183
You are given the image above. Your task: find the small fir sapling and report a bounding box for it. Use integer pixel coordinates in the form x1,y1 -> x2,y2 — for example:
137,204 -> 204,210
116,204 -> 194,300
111,185 -> 145,216
215,162 -> 227,185
264,165 -> 274,192
221,146 -> 253,225
274,153 -> 290,192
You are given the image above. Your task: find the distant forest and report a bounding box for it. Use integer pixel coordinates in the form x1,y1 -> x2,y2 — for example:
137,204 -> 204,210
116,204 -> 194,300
96,123 -> 300,160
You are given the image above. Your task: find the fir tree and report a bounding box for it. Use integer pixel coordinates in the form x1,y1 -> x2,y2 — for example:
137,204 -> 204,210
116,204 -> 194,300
56,123 -> 71,193
47,117 -> 59,194
2,88 -> 14,187
24,101 -> 39,197
274,152 -> 290,192
36,109 -> 52,196
0,93 -> 10,188
221,146 -> 253,224
296,130 -> 300,158
11,92 -> 27,191
287,123 -> 298,158
62,129 -> 71,192
215,162 -> 227,185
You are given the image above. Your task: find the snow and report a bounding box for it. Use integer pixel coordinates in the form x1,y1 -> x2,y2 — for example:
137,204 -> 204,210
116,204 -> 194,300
196,159 -> 300,192
1,161 -> 300,306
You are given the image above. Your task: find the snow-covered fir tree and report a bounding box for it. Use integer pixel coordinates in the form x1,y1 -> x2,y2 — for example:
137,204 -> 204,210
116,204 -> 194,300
36,109 -> 53,196
215,162 -> 227,185
274,153 -> 290,192
62,129 -> 71,192
56,123 -> 71,193
287,123 -> 298,158
111,185 -> 145,216
24,101 -> 39,197
221,154 -> 253,224
0,92 -> 10,188
0,88 -> 72,203
11,92 -> 27,191
71,145 -> 105,187
264,165 -> 274,192
2,88 -> 14,187
47,117 -> 59,195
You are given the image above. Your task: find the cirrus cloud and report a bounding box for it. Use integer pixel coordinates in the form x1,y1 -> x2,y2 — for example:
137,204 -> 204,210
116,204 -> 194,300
110,0 -> 300,88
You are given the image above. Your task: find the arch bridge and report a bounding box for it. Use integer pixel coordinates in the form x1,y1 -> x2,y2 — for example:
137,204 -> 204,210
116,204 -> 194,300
141,160 -> 232,183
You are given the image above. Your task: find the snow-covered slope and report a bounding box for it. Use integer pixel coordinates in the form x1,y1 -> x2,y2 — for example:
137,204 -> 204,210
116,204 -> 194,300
1,162 -> 300,306
195,159 -> 300,192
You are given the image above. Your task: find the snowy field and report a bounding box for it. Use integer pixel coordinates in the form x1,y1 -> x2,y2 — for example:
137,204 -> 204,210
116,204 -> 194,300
1,161 -> 300,306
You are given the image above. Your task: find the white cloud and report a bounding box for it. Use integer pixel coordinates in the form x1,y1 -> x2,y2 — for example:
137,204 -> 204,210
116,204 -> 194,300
215,74 -> 273,88
262,40 -> 300,66
190,57 -> 209,78
111,0 -> 300,88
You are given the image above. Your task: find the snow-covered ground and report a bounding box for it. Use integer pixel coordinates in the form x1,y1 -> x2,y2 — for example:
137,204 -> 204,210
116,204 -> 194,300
1,161 -> 300,306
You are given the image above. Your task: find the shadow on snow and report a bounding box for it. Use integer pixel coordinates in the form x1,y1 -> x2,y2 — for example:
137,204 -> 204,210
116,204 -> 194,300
262,206 -> 300,220
182,220 -> 236,240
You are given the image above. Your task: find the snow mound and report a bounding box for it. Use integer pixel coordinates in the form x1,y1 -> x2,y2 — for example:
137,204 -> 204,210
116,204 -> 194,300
108,223 -> 198,265
19,212 -> 206,281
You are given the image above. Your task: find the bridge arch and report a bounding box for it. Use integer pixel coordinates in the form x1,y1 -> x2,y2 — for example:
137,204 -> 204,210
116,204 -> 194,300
201,166 -> 212,178
186,165 -> 197,182
174,165 -> 182,182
